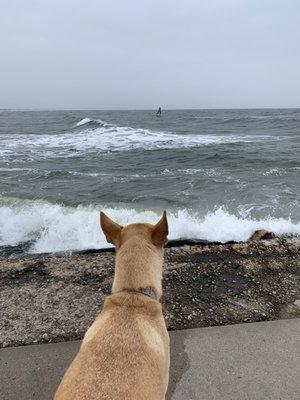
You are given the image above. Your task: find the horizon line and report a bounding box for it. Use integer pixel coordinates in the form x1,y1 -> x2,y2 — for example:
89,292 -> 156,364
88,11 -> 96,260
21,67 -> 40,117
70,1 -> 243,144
1,106 -> 300,112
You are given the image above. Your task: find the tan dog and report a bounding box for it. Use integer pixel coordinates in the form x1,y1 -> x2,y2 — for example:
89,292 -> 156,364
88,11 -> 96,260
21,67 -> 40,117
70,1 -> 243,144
54,212 -> 170,400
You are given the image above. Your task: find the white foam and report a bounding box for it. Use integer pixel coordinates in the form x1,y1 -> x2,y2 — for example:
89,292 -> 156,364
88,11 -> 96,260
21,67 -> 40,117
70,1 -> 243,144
75,118 -> 109,127
0,200 -> 299,254
0,118 -> 282,161
76,118 -> 92,126
161,168 -> 222,177
0,167 -> 35,172
263,168 -> 286,176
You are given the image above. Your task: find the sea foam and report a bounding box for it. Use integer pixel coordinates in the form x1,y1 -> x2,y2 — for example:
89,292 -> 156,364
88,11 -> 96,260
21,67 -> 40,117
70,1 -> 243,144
0,118 -> 284,162
0,199 -> 299,255
76,117 -> 93,126
75,118 -> 110,127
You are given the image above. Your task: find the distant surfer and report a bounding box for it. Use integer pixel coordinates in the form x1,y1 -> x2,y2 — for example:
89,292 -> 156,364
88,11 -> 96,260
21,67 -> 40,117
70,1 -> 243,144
156,106 -> 162,117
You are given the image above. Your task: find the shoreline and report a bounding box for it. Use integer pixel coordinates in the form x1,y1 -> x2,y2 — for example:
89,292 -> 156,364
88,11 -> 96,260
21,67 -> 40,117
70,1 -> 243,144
1,238 -> 238,260
0,234 -> 283,260
0,236 -> 299,348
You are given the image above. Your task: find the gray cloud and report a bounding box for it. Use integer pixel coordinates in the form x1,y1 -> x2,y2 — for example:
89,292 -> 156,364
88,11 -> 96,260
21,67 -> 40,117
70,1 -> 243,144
1,0 -> 299,109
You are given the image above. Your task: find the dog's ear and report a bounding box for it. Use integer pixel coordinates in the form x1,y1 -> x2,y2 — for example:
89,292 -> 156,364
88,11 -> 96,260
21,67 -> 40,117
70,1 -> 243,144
100,212 -> 123,245
152,211 -> 168,246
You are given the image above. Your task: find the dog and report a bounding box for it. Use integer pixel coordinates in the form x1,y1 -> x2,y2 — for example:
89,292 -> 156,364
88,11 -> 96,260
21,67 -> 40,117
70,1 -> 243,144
54,211 -> 170,400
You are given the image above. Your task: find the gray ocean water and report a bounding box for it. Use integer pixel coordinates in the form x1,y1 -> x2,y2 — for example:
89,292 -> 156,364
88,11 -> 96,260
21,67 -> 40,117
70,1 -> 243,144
0,108 -> 299,257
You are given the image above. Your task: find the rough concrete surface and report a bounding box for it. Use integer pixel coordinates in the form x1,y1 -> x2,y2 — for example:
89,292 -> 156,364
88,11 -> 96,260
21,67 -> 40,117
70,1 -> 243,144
0,319 -> 299,400
167,319 -> 300,400
0,238 -> 299,348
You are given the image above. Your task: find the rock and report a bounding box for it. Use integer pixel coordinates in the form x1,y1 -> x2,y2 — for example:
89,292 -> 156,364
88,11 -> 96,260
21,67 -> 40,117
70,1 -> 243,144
250,229 -> 271,241
293,300 -> 300,309
42,333 -> 49,342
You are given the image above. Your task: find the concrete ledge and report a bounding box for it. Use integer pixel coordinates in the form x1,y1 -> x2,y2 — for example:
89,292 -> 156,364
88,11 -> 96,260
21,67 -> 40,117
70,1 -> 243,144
168,319 -> 299,400
0,319 -> 299,400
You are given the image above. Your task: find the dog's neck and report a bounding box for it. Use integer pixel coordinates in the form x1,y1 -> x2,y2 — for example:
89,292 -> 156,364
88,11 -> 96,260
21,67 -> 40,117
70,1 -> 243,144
111,238 -> 164,300
119,287 -> 157,300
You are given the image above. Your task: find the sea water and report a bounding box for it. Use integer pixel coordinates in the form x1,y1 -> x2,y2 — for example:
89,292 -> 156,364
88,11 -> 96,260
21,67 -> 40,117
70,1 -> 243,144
0,108 -> 299,257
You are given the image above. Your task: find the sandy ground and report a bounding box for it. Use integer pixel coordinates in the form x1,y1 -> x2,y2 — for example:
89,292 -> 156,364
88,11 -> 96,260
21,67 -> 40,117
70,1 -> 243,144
0,237 -> 299,348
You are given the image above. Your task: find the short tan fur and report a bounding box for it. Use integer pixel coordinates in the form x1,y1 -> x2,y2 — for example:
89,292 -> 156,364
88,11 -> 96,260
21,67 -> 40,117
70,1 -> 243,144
54,211 -> 170,400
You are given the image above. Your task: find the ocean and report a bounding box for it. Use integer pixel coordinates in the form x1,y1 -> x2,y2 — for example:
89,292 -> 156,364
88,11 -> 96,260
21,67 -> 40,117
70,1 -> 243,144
0,108 -> 299,257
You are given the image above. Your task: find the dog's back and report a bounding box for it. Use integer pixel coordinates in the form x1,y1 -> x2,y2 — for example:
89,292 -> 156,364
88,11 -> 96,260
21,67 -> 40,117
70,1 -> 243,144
55,293 -> 169,400
54,212 -> 170,400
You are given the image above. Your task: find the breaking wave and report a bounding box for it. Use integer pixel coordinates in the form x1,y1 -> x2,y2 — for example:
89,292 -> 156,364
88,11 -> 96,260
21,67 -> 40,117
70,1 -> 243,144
0,198 -> 299,256
75,118 -> 111,127
0,117 -> 283,162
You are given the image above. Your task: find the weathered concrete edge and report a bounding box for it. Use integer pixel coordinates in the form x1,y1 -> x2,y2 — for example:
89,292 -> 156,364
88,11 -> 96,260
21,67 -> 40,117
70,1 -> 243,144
1,319 -> 299,400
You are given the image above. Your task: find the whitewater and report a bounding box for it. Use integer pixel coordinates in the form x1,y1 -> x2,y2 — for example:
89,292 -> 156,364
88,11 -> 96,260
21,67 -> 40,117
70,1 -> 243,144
1,199 -> 299,255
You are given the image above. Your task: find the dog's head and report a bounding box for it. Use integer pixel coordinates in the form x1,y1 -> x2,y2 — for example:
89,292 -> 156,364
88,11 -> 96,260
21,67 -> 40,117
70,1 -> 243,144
100,211 -> 168,251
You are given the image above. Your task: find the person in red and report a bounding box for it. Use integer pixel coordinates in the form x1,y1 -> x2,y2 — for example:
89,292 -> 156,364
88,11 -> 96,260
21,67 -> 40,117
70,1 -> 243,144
156,106 -> 162,117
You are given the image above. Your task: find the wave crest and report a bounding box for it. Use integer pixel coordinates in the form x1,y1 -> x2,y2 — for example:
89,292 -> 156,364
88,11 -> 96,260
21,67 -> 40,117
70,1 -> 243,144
75,118 -> 111,127
0,118 -> 281,161
0,199 -> 299,255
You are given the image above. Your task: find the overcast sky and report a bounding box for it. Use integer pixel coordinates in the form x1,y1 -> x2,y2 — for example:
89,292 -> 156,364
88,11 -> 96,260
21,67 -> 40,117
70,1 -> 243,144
1,0 -> 300,109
